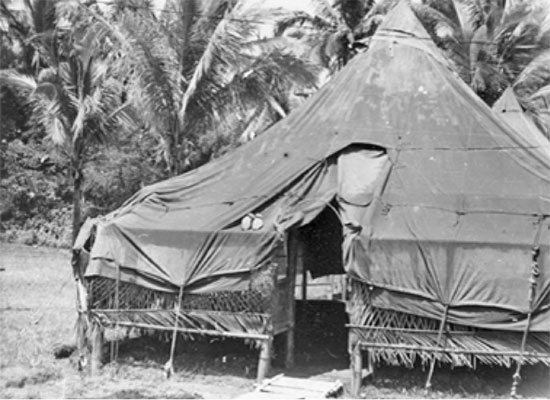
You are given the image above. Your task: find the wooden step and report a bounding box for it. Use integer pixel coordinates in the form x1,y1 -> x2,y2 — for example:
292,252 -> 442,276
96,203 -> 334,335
235,374 -> 343,399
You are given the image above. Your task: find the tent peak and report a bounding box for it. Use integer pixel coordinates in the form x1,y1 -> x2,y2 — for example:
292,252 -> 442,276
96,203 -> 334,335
493,87 -> 523,114
369,0 -> 450,68
376,0 -> 433,42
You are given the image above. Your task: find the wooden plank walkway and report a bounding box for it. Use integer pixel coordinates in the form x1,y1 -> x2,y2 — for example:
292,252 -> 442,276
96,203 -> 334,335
235,374 -> 343,399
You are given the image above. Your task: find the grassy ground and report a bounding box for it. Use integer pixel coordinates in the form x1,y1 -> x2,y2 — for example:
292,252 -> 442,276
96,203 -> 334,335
0,243 -> 549,398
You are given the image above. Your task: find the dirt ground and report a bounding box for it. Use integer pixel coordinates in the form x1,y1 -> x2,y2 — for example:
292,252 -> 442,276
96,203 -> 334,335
1,243 -> 549,399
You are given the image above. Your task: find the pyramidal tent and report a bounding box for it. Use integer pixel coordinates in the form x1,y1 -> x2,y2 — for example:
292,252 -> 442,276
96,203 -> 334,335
493,87 -> 550,159
77,1 -> 550,334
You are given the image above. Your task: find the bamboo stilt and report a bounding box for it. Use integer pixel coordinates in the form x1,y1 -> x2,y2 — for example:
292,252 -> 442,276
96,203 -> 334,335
351,343 -> 363,398
285,327 -> 295,370
257,338 -> 273,383
76,312 -> 88,371
75,276 -> 90,372
302,265 -> 307,303
90,322 -> 103,376
285,232 -> 298,370
110,264 -> 121,366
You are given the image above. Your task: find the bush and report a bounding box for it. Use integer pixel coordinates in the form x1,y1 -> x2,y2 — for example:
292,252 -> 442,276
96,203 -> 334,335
1,128 -> 165,248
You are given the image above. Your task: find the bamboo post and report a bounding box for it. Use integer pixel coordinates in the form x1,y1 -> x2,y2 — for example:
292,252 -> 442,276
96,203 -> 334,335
258,259 -> 279,383
256,336 -> 273,384
301,263 -> 307,303
341,275 -> 347,301
350,341 -> 363,397
285,232 -> 298,369
90,321 -> 104,376
511,238 -> 541,398
257,337 -> 273,383
114,265 -> 121,364
76,278 -> 88,371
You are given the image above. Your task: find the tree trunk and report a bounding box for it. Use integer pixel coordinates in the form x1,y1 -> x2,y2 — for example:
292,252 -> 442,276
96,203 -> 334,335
163,134 -> 177,178
72,162 -> 83,245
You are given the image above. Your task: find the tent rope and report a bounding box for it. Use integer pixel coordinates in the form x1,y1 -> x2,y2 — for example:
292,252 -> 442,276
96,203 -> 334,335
510,218 -> 544,398
424,304 -> 449,391
165,283 -> 185,379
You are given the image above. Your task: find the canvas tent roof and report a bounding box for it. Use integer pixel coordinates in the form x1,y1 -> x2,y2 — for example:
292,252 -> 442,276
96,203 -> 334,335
492,87 -> 550,159
80,2 -> 550,332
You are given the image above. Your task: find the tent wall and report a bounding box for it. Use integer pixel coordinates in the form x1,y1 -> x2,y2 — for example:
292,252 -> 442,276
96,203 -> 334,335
79,234 -> 297,381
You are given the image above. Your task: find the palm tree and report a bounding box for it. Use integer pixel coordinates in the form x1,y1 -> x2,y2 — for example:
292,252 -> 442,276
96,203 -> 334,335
272,0 -> 379,76
93,0 -> 318,176
0,1 -> 134,243
513,51 -> 550,137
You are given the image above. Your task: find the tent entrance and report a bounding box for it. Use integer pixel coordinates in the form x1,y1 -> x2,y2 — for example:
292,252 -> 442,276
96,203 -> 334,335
295,201 -> 346,302
285,202 -> 349,370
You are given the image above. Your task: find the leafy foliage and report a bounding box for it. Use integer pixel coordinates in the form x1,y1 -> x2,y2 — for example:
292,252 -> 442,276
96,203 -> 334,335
1,0 -> 549,248
99,0 -> 318,175
0,138 -> 72,247
1,0 -> 135,244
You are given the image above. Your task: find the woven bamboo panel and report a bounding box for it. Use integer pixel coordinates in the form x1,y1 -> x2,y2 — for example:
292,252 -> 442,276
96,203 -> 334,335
95,309 -> 270,337
349,279 -> 550,368
84,263 -> 279,337
87,263 -> 276,314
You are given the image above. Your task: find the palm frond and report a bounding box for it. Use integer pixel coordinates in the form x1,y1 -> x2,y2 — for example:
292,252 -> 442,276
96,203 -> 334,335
274,12 -> 335,36
529,84 -> 550,102
311,0 -> 343,27
469,25 -> 489,72
461,0 -> 487,31
118,11 -> 182,130
31,91 -> 68,145
166,0 -> 197,71
0,69 -> 37,97
182,46 -> 317,151
179,2 -> 246,127
31,0 -> 57,34
411,3 -> 460,44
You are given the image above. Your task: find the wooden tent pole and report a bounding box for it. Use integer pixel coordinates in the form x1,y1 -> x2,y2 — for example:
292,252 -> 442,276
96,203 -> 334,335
350,332 -> 362,398
302,263 -> 307,303
286,232 -> 298,369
